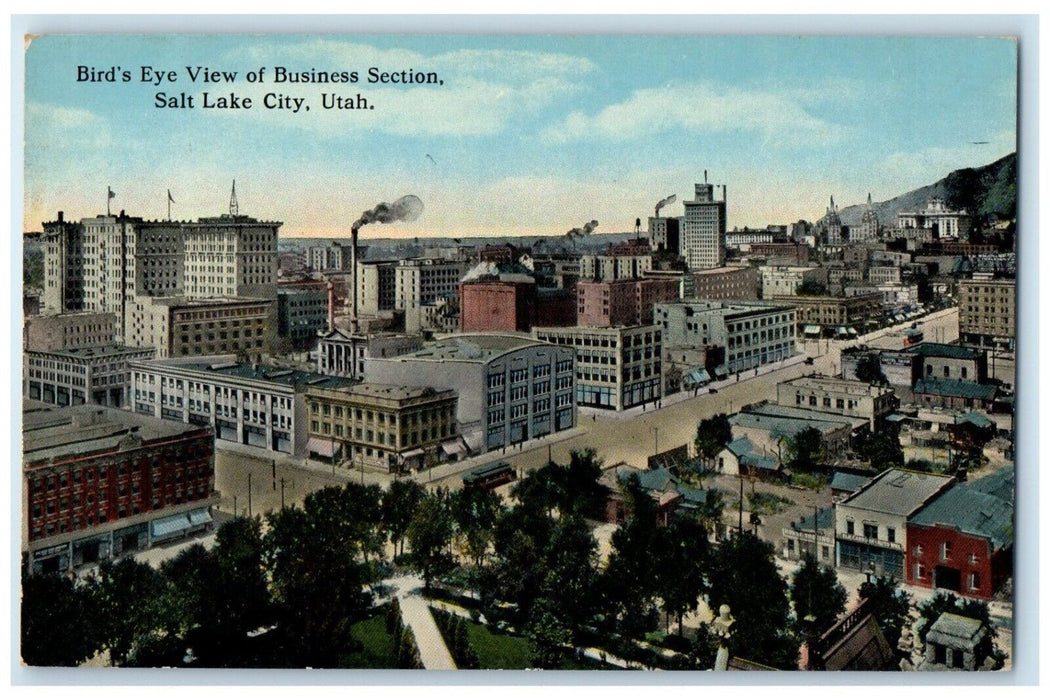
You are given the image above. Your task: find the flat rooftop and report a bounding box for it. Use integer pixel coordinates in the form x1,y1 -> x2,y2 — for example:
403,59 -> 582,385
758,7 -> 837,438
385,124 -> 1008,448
781,374 -> 893,397
26,345 -> 154,359
841,469 -> 954,517
135,357 -> 355,389
23,404 -> 203,465
392,334 -> 553,363
307,383 -> 455,402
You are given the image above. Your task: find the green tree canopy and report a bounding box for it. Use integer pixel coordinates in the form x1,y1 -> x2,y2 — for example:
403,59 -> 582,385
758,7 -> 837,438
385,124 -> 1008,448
383,479 -> 426,557
21,570 -> 102,666
784,426 -> 826,474
707,532 -> 798,669
695,414 -> 732,464
854,353 -> 888,386
790,556 -> 847,636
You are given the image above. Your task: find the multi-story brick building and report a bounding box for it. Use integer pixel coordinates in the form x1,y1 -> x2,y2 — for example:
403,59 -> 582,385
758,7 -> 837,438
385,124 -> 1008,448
579,253 -> 653,282
460,278 -> 536,333
126,296 -> 274,359
41,203 -> 279,346
776,375 -> 898,430
576,278 -> 679,327
760,265 -> 829,298
957,278 -> 1016,349
835,469 -> 956,579
648,216 -> 681,256
770,292 -> 883,334
304,383 -> 459,472
306,242 -> 352,272
690,266 -> 759,301
906,472 -> 1013,600
364,334 -> 575,452
355,259 -> 400,316
394,257 -> 472,332
24,311 -> 117,352
129,356 -> 354,455
22,402 -> 217,573
654,300 -> 797,374
25,345 -> 156,408
533,325 -> 661,411
276,287 -> 328,350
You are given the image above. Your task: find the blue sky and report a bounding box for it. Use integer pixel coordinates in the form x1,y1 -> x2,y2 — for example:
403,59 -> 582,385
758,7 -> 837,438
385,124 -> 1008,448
23,34 -> 1017,239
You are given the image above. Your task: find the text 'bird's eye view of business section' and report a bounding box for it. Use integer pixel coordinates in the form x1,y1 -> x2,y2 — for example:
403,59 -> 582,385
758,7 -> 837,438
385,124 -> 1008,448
22,155 -> 1016,672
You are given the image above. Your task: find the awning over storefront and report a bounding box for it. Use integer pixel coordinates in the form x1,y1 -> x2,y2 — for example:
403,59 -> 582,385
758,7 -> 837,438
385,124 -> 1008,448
848,327 -> 858,336
713,364 -> 729,378
306,437 -> 337,458
151,513 -> 193,539
684,368 -> 711,386
402,448 -> 426,460
802,325 -> 821,336
187,509 -> 212,527
441,439 -> 469,457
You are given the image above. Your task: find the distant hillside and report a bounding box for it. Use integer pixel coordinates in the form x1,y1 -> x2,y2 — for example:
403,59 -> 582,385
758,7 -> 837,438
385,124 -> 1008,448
839,152 -> 1016,228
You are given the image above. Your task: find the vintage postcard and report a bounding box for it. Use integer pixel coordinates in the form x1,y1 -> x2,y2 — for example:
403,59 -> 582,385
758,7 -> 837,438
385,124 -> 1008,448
18,28 -> 1021,675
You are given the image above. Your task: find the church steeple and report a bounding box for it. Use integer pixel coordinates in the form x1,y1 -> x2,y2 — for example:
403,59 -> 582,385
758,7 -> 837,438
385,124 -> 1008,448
229,179 -> 239,216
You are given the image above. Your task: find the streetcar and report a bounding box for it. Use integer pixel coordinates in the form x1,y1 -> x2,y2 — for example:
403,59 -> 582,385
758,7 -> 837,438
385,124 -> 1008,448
462,461 -> 516,490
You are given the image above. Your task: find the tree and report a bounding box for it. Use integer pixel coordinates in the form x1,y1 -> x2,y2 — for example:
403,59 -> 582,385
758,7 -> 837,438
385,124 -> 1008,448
707,532 -> 798,669
406,489 -> 455,589
653,516 -> 710,635
487,500 -> 555,627
21,570 -> 102,666
695,414 -> 732,466
383,479 -> 425,557
854,353 -> 888,386
790,556 -> 847,636
89,558 -> 169,665
264,489 -> 374,667
856,426 -> 904,472
784,427 -> 825,474
450,486 -> 502,566
858,575 -> 912,652
601,475 -> 661,640
534,513 -> 600,639
563,448 -> 605,516
796,278 -> 828,296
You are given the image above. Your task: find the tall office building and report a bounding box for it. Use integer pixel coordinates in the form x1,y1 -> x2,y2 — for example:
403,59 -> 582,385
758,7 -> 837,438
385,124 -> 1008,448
681,180 -> 727,271
41,188 -> 280,352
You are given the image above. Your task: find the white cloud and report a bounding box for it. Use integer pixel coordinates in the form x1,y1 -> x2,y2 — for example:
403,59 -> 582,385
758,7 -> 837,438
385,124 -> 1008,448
541,82 -> 850,147
216,40 -> 596,138
873,130 -> 1017,193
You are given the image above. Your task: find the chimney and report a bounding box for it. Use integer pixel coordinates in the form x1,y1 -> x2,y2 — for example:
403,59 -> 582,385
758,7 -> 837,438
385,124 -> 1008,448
327,281 -> 335,330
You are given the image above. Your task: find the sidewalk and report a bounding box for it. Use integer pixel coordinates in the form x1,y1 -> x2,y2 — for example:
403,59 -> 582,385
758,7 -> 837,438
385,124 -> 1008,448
387,573 -> 457,670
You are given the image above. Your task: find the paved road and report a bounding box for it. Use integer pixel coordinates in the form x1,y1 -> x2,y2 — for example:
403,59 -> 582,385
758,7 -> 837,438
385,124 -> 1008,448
386,573 -> 457,670
212,308 -> 961,515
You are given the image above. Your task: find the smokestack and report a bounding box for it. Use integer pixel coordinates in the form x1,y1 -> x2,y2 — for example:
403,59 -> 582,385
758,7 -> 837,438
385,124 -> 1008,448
704,169 -> 708,183
654,194 -> 677,218
350,195 -> 424,324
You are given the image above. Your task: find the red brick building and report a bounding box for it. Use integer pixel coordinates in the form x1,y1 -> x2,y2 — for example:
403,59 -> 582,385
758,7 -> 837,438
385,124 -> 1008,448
750,242 -> 809,265
577,277 -> 679,327
23,403 -> 218,573
691,265 -> 759,301
906,479 -> 1013,600
459,279 -> 536,332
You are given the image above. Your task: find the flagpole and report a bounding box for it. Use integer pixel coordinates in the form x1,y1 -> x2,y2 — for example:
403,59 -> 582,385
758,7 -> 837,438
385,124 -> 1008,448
168,193 -> 171,221
107,186 -> 111,216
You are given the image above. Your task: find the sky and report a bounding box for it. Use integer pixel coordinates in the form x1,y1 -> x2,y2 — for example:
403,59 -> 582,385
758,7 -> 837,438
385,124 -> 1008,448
22,34 -> 1018,240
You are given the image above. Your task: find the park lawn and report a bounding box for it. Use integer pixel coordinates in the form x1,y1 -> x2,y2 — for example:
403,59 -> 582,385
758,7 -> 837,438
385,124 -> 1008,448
461,618 -> 614,670
463,620 -> 531,669
342,609 -> 398,668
